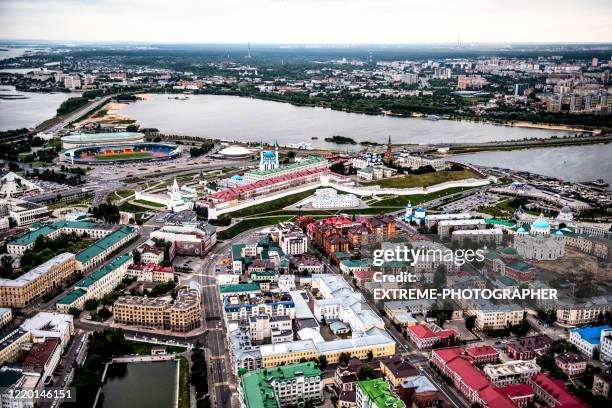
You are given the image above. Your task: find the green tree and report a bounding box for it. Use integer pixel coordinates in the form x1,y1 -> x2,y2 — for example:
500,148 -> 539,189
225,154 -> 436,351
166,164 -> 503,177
83,298 -> 100,311
132,249 -> 141,264
318,355 -> 328,369
357,364 -> 376,380
366,350 -> 374,361
338,352 -> 351,365
465,315 -> 477,332
68,307 -> 81,319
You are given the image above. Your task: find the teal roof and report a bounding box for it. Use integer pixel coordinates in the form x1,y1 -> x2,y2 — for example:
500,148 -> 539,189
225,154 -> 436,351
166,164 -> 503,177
340,260 -> 365,268
334,252 -> 351,259
57,288 -> 87,305
498,275 -> 519,287
485,218 -> 515,227
507,260 -> 532,272
62,132 -> 143,142
232,244 -> 245,261
75,227 -> 134,265
76,255 -> 132,288
501,247 -> 518,255
0,369 -> 23,388
241,363 -> 321,408
532,218 -> 550,229
246,156 -> 326,177
9,220 -> 104,247
219,283 -> 260,294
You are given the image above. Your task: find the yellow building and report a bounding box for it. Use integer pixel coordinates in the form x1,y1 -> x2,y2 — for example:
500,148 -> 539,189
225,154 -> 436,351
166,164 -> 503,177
0,253 -> 76,308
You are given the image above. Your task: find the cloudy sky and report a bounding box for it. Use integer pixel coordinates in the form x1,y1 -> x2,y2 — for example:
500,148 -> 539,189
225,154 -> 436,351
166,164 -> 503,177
1,0 -> 611,44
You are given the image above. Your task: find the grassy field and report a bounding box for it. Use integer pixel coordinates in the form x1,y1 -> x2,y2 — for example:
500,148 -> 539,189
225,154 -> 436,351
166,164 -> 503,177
96,152 -> 152,161
127,340 -> 187,356
178,357 -> 190,408
363,169 -> 479,189
218,216 -> 295,240
133,199 -> 166,208
369,186 -> 473,207
227,188 -> 316,218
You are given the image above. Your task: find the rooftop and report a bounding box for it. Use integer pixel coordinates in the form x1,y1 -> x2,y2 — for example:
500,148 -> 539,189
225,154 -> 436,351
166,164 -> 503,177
75,226 -> 135,264
357,379 -> 405,408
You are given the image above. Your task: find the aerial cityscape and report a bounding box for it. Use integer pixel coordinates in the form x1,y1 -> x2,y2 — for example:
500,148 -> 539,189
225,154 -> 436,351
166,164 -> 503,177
0,1 -> 611,408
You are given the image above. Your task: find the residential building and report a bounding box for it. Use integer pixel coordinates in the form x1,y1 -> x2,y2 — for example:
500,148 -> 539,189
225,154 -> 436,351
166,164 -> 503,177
56,255 -> 133,312
0,329 -> 32,364
483,360 -> 541,386
0,253 -> 76,308
569,325 -> 612,358
505,335 -> 552,360
528,374 -> 587,408
20,337 -> 61,385
592,371 -> 612,398
600,329 -> 612,364
379,355 -> 418,388
75,226 -> 137,271
465,345 -> 499,364
355,379 -> 405,408
239,362 -> 323,408
149,222 -> 216,258
0,367 -> 41,408
0,308 -> 11,329
20,312 -> 74,348
113,288 -> 201,333
125,263 -> 174,283
555,352 -> 587,377
406,324 -> 457,350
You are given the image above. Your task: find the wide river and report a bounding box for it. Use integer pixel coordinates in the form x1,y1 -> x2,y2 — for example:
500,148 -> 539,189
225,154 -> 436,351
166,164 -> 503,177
451,143 -> 612,188
0,85 -> 77,131
119,94 -> 572,149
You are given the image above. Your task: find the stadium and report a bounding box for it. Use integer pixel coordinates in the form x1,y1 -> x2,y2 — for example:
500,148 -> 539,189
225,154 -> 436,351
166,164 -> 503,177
61,132 -> 145,149
63,143 -> 182,164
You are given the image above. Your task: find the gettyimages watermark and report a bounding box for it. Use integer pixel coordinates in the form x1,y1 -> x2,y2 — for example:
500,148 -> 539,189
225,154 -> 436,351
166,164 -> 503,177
359,236 -> 609,308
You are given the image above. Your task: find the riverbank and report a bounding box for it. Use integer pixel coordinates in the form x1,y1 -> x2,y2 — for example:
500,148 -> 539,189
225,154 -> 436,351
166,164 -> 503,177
440,134 -> 612,155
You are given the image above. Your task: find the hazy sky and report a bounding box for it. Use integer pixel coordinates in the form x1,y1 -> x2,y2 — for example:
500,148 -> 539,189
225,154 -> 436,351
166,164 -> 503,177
1,0 -> 611,44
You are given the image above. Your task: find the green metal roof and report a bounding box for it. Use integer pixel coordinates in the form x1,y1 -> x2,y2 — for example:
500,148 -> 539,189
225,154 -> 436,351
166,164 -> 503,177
0,369 -> 23,388
76,255 -> 132,288
357,379 -> 405,408
232,244 -> 245,261
57,288 -> 87,305
219,282 -> 260,294
485,218 -> 515,227
9,220 -> 107,247
75,227 -> 134,264
340,259 -> 366,268
240,362 -> 321,408
507,260 -> 532,272
246,156 -> 327,177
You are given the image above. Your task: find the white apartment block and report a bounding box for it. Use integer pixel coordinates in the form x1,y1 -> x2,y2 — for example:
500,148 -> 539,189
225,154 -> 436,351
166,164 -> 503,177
484,360 -> 541,386
599,329 -> 612,364
397,153 -> 449,171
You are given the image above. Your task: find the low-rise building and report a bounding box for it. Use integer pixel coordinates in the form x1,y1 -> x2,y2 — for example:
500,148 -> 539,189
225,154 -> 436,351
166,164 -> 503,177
569,325 -> 612,358
239,362 -> 323,408
75,226 -> 137,271
0,367 -> 41,407
149,222 -> 216,258
379,355 -> 418,388
0,253 -> 76,308
406,324 -> 457,350
465,345 -> 499,364
600,329 -> 612,364
0,329 -> 32,365
355,378 -> 405,408
125,263 -> 174,282
56,255 -> 132,312
20,312 -> 74,348
555,351 -> 587,377
20,337 -> 61,385
113,288 -> 201,333
528,374 -> 587,408
483,360 -> 541,387
505,335 -> 552,360
0,308 -> 11,329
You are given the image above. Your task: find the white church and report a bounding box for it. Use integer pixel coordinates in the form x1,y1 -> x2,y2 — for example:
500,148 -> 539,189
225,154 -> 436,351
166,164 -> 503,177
134,178 -> 195,212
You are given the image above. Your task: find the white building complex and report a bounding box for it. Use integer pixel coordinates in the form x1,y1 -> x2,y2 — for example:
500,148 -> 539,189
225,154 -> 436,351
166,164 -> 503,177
514,215 -> 565,260
134,178 -> 194,212
311,188 -> 360,209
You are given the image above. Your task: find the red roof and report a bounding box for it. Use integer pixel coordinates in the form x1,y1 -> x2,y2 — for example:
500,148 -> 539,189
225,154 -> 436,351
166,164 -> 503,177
497,383 -> 534,399
432,346 -> 463,363
530,374 -> 587,407
354,270 -> 376,281
446,355 -> 490,391
408,324 -> 456,340
478,386 -> 517,408
466,344 -> 499,357
21,338 -> 60,372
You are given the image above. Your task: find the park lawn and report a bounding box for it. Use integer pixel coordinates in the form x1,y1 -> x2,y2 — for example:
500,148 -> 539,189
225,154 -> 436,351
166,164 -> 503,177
364,169 -> 479,189
97,152 -> 152,161
118,202 -> 149,214
218,216 -> 295,240
114,189 -> 135,199
228,189 -> 317,218
178,357 -> 190,408
133,199 -> 167,208
370,186 -> 473,207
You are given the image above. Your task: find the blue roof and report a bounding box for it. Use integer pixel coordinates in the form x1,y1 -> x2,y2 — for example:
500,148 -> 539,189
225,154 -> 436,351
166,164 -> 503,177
532,218 -> 550,229
263,151 -> 276,158
572,325 -> 612,344
517,227 -> 526,233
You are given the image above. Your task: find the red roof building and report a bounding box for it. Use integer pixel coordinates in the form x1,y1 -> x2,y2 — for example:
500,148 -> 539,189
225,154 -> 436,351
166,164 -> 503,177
465,344 -> 500,364
20,338 -> 61,381
407,324 -> 457,349
430,347 -> 516,408
528,374 -> 587,407
497,383 -> 534,408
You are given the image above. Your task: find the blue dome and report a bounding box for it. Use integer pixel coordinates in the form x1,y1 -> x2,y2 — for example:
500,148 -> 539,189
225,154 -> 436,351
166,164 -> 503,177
555,230 -> 564,236
532,218 -> 550,229
517,227 -> 526,233
263,151 -> 275,158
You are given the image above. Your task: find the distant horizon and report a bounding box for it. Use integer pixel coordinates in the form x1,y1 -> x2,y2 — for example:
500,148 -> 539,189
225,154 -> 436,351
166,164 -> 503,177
1,0 -> 611,44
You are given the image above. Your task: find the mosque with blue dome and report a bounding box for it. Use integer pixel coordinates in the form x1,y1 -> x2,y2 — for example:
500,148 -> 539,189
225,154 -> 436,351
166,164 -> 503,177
513,213 -> 565,260
259,141 -> 280,172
